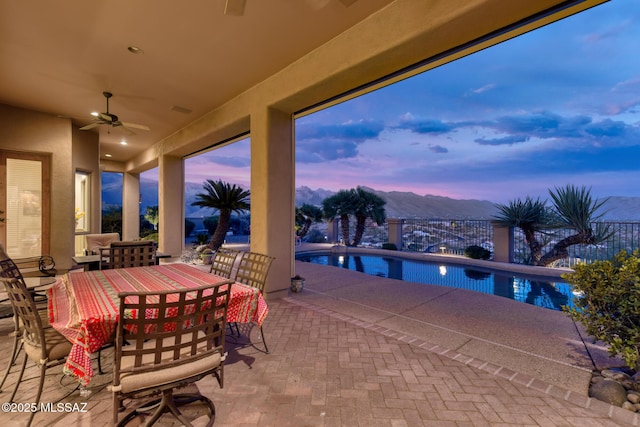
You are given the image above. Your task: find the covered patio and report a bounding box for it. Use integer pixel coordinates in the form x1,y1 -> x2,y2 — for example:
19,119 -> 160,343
0,0 -> 609,297
0,259 -> 633,426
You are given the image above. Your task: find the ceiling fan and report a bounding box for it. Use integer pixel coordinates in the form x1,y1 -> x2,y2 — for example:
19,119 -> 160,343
79,91 -> 150,134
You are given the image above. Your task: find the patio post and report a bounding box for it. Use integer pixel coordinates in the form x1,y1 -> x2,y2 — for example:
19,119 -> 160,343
326,218 -> 339,244
122,172 -> 140,241
158,155 -> 184,260
492,222 -> 514,263
387,218 -> 404,250
250,106 -> 294,298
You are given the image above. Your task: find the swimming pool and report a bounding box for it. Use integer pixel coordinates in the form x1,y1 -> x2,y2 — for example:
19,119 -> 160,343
296,252 -> 575,311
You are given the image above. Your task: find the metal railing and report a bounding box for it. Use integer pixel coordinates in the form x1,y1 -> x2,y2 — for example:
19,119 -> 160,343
401,219 -> 494,255
513,221 -> 640,267
335,218 -> 640,266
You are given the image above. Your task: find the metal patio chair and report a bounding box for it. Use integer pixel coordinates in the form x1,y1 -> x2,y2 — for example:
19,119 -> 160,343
231,251 -> 274,353
111,281 -> 233,426
209,247 -> 240,278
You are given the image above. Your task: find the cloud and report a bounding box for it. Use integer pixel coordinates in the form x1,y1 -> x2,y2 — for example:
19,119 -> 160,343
487,111 -> 591,139
469,83 -> 496,95
396,117 -> 454,134
295,119 -> 384,163
207,155 -> 251,168
296,139 -> 360,163
428,144 -> 448,153
475,135 -> 529,146
584,118 -> 632,138
296,119 -> 384,142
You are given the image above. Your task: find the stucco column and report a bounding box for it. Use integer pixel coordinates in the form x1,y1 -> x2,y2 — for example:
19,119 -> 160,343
492,223 -> 514,263
158,155 -> 184,259
122,172 -> 140,241
387,218 -> 404,250
250,107 -> 294,298
326,218 -> 339,244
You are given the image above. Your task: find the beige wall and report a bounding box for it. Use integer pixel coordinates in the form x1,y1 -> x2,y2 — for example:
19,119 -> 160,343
72,126 -> 101,255
0,103 -> 100,269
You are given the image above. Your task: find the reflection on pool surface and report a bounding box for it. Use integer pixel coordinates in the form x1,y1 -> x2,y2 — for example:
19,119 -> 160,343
297,253 -> 575,311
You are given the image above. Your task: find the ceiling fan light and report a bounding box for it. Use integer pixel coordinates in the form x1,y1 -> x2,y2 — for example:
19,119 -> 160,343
91,112 -> 99,117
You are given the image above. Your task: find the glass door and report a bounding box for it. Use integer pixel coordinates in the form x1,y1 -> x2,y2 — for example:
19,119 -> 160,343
0,150 -> 51,257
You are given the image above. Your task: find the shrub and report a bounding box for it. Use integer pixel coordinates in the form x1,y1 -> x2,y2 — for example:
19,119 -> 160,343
194,232 -> 209,245
562,249 -> 640,370
464,245 -> 491,260
305,229 -> 326,243
382,243 -> 398,251
141,232 -> 158,243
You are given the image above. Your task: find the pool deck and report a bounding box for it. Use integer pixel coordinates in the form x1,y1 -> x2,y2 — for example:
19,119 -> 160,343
1,244 -> 635,426
292,245 -> 622,394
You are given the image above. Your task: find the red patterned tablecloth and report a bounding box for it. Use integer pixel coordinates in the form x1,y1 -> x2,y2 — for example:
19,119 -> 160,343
48,263 -> 268,386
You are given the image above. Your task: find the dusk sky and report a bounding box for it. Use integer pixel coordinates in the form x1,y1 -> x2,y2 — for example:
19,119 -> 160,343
180,0 -> 639,204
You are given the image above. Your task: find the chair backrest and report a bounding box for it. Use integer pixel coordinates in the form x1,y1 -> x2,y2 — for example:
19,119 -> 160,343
0,244 -> 23,281
210,248 -> 240,278
113,281 -> 233,388
99,241 -> 156,269
1,277 -> 46,354
233,251 -> 275,293
85,233 -> 121,254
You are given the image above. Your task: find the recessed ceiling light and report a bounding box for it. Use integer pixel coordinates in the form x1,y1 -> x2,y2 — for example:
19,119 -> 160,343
127,46 -> 144,54
105,153 -> 112,158
120,140 -> 127,145
91,112 -> 99,117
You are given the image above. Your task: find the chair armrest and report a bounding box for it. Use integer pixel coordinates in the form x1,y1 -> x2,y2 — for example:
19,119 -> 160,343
14,255 -> 57,277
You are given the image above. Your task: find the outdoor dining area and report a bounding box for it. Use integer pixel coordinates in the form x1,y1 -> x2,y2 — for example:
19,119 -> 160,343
0,243 -> 273,426
2,250 -> 637,426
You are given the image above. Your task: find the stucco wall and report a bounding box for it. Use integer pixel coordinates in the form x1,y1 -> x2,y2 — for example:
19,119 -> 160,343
0,103 -> 99,269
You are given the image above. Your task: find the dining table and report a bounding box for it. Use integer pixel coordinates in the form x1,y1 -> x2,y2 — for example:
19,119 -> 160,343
48,263 -> 269,386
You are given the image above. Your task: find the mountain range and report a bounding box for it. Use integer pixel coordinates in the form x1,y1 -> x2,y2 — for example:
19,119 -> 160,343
106,178 -> 640,221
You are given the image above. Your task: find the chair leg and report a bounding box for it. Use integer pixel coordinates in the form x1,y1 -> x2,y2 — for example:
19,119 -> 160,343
259,326 -> 269,354
117,390 -> 216,427
0,327 -> 21,392
97,348 -> 104,374
25,363 -> 47,427
9,352 -> 28,402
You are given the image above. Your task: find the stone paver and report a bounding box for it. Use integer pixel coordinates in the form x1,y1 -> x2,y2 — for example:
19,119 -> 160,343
0,296 -> 635,426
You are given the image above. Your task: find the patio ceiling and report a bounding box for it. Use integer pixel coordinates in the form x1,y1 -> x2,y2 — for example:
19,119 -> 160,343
0,0 -> 392,162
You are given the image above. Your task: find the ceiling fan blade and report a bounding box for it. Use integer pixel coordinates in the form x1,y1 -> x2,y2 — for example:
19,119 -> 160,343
224,0 -> 246,16
98,112 -> 117,122
118,124 -> 136,135
121,122 -> 150,131
79,123 -> 100,131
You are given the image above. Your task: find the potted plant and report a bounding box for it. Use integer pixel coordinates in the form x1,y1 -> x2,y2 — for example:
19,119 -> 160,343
290,274 -> 305,293
198,246 -> 214,265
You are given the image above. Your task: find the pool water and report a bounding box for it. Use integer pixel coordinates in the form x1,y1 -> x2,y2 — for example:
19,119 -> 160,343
297,253 -> 575,311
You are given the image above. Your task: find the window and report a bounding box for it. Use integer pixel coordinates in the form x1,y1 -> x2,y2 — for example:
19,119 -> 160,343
75,171 -> 90,232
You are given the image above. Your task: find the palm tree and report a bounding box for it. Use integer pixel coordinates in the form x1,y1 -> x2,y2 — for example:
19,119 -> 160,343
144,205 -> 159,230
493,196 -> 551,265
352,187 -> 386,247
191,179 -> 250,250
538,185 -> 611,266
295,203 -> 323,240
493,185 -> 609,266
322,189 -> 357,245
